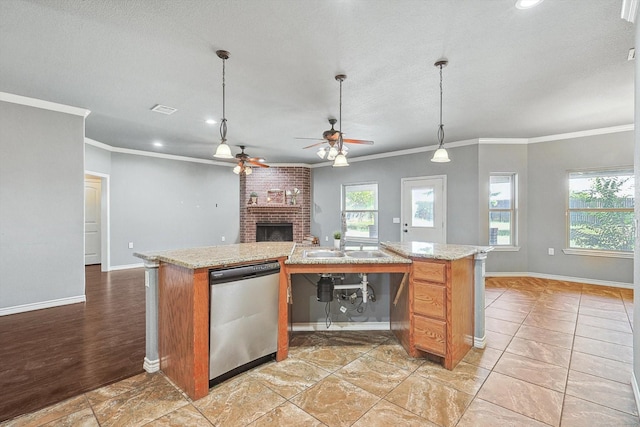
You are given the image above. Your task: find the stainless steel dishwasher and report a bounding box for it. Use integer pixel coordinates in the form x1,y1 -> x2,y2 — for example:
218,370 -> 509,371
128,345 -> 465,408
209,261 -> 280,383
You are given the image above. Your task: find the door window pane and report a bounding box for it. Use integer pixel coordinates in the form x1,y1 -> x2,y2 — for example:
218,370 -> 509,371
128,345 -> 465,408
411,187 -> 434,227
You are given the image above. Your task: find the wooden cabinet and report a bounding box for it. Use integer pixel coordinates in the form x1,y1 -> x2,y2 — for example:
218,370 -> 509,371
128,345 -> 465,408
391,256 -> 474,370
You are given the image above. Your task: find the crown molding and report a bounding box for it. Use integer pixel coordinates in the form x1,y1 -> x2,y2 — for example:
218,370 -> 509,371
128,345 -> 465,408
0,91 -> 90,117
528,124 -> 634,144
621,0 -> 638,22
478,138 -> 529,145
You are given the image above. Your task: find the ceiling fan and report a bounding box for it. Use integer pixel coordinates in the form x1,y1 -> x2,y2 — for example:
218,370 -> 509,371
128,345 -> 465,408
295,75 -> 373,164
228,145 -> 269,175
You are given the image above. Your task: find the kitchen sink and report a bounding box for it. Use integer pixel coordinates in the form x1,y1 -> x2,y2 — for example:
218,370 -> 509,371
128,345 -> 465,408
302,249 -> 345,258
345,250 -> 389,259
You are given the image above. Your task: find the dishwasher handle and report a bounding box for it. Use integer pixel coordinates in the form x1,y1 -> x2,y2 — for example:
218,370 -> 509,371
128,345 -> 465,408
210,261 -> 280,285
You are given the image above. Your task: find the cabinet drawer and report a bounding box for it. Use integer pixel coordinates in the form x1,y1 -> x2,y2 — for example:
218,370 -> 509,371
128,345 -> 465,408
414,282 -> 446,319
412,261 -> 446,284
414,315 -> 446,355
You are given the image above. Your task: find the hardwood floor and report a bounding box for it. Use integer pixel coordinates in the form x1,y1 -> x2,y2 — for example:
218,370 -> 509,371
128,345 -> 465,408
0,265 -> 145,422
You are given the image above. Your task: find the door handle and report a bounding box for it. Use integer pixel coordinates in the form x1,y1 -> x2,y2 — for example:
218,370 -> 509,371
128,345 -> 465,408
403,229 -> 408,233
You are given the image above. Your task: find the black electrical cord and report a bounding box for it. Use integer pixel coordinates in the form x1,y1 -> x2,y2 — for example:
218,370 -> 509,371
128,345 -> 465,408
325,301 -> 332,329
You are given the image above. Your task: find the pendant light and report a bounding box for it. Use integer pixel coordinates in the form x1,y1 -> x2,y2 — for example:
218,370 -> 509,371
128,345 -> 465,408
213,50 -> 233,159
431,59 -> 451,163
333,74 -> 349,167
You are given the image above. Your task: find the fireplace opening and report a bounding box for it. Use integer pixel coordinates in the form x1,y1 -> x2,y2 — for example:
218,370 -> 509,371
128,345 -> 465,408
256,223 -> 293,242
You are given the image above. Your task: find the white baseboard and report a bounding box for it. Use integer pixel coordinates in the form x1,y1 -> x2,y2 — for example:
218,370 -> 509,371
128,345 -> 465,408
143,357 -> 160,373
292,321 -> 390,332
110,263 -> 144,271
0,295 -> 86,316
485,271 -> 632,289
632,372 -> 640,418
474,335 -> 486,349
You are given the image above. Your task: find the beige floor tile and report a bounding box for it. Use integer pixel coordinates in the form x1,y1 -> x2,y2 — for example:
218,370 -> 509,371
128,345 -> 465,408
40,407 -> 99,427
572,336 -> 633,364
505,336 -> 571,367
415,360 -> 490,395
477,372 -> 563,426
527,306 -> 577,322
385,374 -> 473,427
351,399 -> 438,427
579,306 -> 629,322
462,347 -> 503,370
575,323 -> 633,347
456,398 -> 549,427
561,395 -> 640,427
570,351 -> 632,384
144,405 -> 212,426
620,288 -> 634,301
493,351 -> 568,392
249,358 -> 330,398
333,355 -> 411,397
515,325 -> 574,349
290,376 -> 379,427
578,313 -> 632,333
484,330 -> 513,351
91,374 -> 189,427
85,373 -> 164,406
579,297 -> 626,312
366,342 -> 425,372
324,330 -> 392,346
289,343 -> 370,372
488,299 -> 534,314
485,316 -> 520,335
194,376 -> 286,426
523,312 -> 576,334
581,285 -> 623,298
566,370 -> 638,416
3,396 -> 90,427
534,297 -> 579,313
248,402 -> 325,427
485,306 -> 527,323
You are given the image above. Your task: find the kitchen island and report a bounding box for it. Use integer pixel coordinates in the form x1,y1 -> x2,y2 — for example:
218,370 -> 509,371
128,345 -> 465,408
134,241 -> 490,400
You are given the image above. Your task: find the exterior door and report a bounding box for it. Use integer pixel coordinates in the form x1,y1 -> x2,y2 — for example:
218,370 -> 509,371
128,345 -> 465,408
401,176 -> 446,243
84,176 -> 101,265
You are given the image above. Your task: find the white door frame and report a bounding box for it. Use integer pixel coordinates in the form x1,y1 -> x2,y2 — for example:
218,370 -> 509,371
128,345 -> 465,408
400,175 -> 447,243
85,170 -> 111,271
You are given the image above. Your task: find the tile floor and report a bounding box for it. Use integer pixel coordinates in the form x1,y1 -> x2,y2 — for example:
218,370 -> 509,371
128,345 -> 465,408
2,277 -> 639,426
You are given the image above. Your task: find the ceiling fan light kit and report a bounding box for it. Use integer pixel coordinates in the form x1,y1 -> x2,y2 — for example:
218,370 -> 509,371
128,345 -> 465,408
431,59 -> 451,163
213,50 -> 234,160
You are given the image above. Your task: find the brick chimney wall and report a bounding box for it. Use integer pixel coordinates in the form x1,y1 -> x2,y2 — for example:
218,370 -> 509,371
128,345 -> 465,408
239,167 -> 311,243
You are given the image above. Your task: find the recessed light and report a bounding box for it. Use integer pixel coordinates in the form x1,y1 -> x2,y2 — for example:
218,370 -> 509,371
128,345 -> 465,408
151,104 -> 178,115
153,141 -> 163,147
515,0 -> 543,9
205,119 -> 216,125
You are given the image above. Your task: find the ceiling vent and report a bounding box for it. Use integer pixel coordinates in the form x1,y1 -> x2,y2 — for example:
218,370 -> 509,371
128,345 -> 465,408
151,104 -> 177,115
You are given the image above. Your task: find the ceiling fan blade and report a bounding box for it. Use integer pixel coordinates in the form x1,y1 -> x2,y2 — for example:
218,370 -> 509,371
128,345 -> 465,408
303,141 -> 326,149
343,138 -> 374,145
295,137 -> 325,141
248,160 -> 269,168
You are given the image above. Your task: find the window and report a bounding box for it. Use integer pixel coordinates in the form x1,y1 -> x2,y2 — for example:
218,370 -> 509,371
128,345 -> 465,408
343,183 -> 378,246
568,168 -> 634,253
489,174 -> 516,246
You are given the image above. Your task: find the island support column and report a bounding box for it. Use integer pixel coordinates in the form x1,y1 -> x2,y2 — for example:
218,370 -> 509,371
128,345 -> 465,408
473,252 -> 487,348
143,260 -> 160,372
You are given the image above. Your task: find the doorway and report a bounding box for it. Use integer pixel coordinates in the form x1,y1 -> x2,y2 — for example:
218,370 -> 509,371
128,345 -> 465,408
401,175 -> 447,243
84,171 -> 110,271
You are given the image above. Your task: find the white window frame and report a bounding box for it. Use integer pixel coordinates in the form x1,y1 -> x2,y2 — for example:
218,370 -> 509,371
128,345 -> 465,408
488,173 -> 518,250
564,167 -> 634,259
342,182 -> 379,248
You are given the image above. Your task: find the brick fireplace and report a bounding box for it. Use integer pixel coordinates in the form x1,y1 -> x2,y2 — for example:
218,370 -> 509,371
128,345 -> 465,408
239,167 -> 311,243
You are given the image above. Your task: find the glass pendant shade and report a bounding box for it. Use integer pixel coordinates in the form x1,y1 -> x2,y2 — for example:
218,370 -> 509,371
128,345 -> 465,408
214,141 -> 233,159
233,164 -> 241,174
327,146 -> 339,161
244,166 -> 252,175
333,152 -> 349,167
316,147 -> 326,159
431,147 -> 451,163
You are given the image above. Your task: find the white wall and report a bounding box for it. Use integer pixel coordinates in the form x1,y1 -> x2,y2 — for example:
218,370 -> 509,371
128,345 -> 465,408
0,99 -> 86,312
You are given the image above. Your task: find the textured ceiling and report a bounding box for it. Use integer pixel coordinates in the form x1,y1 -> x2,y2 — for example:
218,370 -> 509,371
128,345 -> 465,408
0,0 -> 635,164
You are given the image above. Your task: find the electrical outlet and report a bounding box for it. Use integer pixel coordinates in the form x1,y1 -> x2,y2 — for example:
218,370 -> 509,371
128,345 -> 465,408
393,217 -> 400,224
221,236 -> 225,242
548,248 -> 554,255
325,236 -> 329,242
339,305 -> 347,313
128,242 -> 134,249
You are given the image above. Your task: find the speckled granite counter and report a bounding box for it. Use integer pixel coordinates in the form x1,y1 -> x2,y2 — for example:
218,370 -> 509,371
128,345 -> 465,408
381,241 -> 492,260
285,246 -> 411,265
134,242 -> 295,269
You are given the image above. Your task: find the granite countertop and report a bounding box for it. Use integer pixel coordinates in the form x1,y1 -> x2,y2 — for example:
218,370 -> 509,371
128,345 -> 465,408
381,241 -> 493,261
134,242 -> 295,269
285,246 -> 411,265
